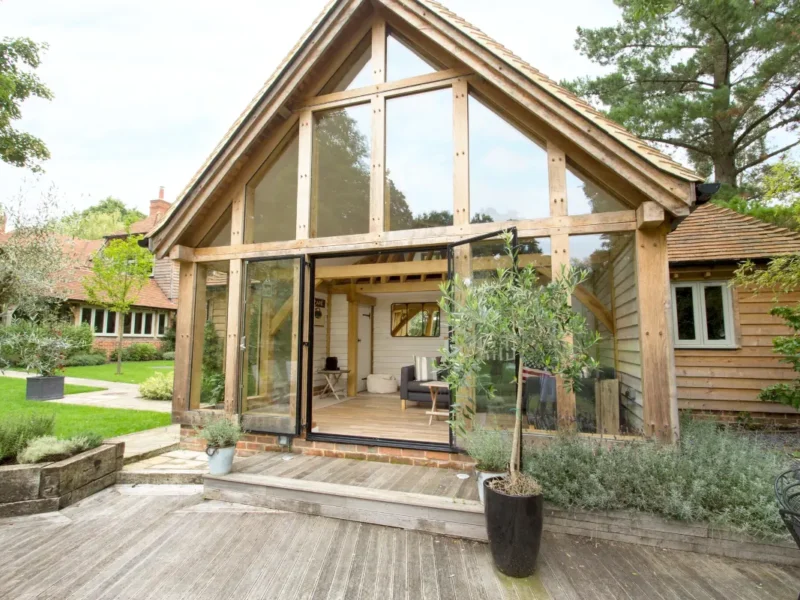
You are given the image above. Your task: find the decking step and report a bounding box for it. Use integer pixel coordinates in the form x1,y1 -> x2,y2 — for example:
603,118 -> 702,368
203,472 -> 487,541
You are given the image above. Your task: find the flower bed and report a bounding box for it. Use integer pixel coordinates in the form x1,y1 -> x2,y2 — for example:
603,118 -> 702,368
0,442 -> 124,518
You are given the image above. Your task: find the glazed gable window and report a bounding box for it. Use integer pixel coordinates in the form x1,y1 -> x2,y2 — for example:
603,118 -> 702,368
671,282 -> 735,348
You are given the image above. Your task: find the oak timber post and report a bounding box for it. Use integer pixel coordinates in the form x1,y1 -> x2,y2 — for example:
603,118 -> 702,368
172,261 -> 197,415
635,223 -> 679,442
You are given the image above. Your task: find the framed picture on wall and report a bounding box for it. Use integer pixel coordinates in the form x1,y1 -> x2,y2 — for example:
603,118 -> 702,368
314,297 -> 327,328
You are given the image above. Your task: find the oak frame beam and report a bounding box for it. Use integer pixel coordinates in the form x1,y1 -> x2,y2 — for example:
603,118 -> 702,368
636,201 -> 666,230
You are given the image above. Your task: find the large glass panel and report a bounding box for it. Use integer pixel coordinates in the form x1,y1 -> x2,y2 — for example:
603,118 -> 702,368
320,36 -> 372,94
313,104 -> 371,238
567,167 -> 629,215
386,89 -> 453,231
469,95 -> 549,224
569,233 -> 642,435
246,129 -> 299,244
106,311 -> 116,334
386,33 -> 436,82
93,310 -> 105,334
704,285 -> 726,340
198,206 -> 231,248
675,287 -> 696,341
240,258 -> 302,434
187,261 -> 229,410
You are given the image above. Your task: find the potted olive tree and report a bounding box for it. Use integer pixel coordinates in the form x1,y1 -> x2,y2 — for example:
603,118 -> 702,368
440,231 -> 598,578
197,417 -> 242,475
4,322 -> 72,400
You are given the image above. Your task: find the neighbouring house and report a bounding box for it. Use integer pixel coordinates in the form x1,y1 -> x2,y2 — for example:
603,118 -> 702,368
668,203 -> 800,425
146,0 -> 713,458
0,190 -> 178,356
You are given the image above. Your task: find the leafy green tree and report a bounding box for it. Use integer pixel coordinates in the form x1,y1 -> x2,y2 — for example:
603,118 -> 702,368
715,156 -> 800,230
565,0 -> 800,189
734,254 -> 800,409
82,235 -> 154,374
439,232 -> 599,481
58,197 -> 146,240
1,37 -> 53,171
0,186 -> 67,320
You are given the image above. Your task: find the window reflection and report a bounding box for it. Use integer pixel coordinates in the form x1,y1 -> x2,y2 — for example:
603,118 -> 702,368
386,89 -> 453,231
391,302 -> 440,337
313,104 -> 372,238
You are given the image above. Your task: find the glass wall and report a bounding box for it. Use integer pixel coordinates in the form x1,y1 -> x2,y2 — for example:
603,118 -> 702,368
569,232 -> 642,435
469,95 -> 549,224
567,166 -> 629,215
240,258 -> 302,434
451,236 -> 551,432
386,89 -> 453,231
320,36 -> 372,94
189,261 -> 229,410
313,104 -> 371,238
198,207 -> 231,248
386,33 -> 436,82
246,129 -> 299,244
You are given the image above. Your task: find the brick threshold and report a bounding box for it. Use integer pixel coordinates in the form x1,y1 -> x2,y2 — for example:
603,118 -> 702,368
180,425 -> 475,471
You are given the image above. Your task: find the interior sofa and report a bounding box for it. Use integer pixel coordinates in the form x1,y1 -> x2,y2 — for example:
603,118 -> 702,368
400,364 -> 451,406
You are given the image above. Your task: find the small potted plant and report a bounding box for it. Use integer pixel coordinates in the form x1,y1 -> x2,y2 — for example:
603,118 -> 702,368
4,322 -> 72,400
440,231 -> 598,578
197,417 -> 242,475
458,424 -> 510,504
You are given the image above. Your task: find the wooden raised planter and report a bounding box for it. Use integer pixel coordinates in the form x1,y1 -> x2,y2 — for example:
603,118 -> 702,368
0,442 -> 125,518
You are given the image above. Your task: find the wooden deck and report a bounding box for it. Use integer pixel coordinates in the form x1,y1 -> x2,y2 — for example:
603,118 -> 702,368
1,485 -> 797,599
312,393 -> 450,444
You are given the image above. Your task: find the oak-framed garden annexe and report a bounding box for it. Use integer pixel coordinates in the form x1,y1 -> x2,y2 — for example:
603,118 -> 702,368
147,0 -> 705,445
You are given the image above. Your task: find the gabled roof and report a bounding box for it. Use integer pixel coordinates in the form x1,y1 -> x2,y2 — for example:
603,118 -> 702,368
63,268 -> 177,311
418,0 -> 700,183
149,0 -> 702,252
668,203 -> 800,264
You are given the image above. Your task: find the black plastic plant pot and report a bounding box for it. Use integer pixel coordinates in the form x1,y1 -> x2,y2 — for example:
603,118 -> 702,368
484,478 -> 544,578
26,376 -> 66,401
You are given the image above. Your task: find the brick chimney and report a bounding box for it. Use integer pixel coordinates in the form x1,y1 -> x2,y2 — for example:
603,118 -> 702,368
149,186 -> 171,220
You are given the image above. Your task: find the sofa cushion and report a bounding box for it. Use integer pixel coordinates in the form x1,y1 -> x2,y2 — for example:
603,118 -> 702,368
414,355 -> 438,381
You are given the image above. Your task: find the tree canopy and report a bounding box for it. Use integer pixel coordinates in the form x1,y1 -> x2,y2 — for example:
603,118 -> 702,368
82,235 -> 154,373
565,0 -> 800,189
0,37 -> 53,172
58,196 -> 146,240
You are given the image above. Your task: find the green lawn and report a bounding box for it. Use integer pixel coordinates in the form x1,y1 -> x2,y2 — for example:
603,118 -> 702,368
0,376 -> 171,439
61,360 -> 175,384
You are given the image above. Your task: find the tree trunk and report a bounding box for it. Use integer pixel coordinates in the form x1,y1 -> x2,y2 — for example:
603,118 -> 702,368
711,37 -> 737,188
714,152 -> 738,188
116,323 -> 123,375
509,361 -> 525,475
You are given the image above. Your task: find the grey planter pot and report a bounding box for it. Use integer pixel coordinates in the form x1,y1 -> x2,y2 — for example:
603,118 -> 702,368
26,376 -> 66,401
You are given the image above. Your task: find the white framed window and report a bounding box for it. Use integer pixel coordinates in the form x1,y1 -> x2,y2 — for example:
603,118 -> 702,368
671,282 -> 735,349
119,310 -> 166,337
79,307 -> 118,336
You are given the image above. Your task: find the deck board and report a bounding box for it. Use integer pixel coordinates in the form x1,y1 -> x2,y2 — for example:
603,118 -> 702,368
0,486 -> 797,600
236,453 -> 478,503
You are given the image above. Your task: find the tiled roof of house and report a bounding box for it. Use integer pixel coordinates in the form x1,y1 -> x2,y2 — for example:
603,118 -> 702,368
0,230 -> 176,311
150,0 -> 701,244
63,267 -> 177,310
668,203 -> 800,264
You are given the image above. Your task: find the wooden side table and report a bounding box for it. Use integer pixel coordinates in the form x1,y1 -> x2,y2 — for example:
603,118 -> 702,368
421,381 -> 450,425
317,369 -> 350,401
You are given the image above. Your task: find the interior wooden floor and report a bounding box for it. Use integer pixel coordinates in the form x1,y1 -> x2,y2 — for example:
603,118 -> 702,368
312,392 -> 449,444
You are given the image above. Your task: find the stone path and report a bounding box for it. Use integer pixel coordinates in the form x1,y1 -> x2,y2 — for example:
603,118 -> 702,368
109,424 -> 181,463
2,369 -> 171,412
117,448 -> 245,484
0,485 -> 796,599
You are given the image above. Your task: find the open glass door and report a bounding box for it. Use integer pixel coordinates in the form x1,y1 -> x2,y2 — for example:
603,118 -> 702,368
239,256 -> 305,435
446,228 -> 518,445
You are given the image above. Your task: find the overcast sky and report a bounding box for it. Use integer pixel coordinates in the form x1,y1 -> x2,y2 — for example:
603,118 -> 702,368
0,0 -> 627,216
